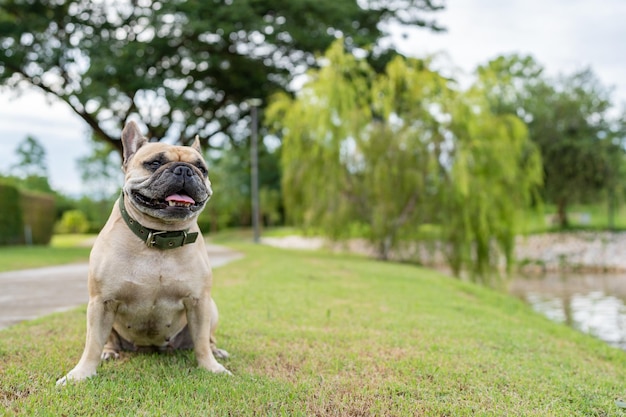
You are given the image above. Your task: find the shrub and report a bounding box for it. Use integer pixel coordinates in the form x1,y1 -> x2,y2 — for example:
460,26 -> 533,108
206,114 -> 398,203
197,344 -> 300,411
55,210 -> 90,234
20,190 -> 56,245
0,183 -> 24,245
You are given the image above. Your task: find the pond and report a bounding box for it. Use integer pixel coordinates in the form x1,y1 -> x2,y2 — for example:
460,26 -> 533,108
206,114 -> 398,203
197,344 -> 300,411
509,273 -> 626,350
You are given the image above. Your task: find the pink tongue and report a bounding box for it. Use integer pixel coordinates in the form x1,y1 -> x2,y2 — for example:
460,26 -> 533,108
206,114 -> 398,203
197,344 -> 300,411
165,194 -> 195,204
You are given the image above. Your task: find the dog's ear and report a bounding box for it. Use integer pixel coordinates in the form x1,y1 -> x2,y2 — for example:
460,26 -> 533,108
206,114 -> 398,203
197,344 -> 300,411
191,135 -> 202,153
121,121 -> 147,168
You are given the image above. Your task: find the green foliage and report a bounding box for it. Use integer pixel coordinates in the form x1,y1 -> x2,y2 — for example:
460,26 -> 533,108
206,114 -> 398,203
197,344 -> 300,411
10,135 -> 48,178
199,143 -> 282,232
443,88 -> 543,282
519,202 -> 626,234
0,174 -> 54,194
268,40 -> 542,284
19,190 -> 56,245
76,135 -> 123,200
72,195 -> 119,233
0,182 -> 55,246
259,187 -> 282,226
477,55 -> 626,228
0,182 -> 24,245
0,0 -> 443,153
2,136 -> 53,194
199,147 -> 252,233
55,210 -> 90,234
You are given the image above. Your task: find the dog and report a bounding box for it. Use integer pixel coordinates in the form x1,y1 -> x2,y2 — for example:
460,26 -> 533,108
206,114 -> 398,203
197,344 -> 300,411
56,121 -> 230,385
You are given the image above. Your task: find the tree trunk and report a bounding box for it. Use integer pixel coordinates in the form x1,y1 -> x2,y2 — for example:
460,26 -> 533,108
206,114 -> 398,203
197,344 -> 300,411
608,187 -> 616,231
557,197 -> 569,229
377,235 -> 393,261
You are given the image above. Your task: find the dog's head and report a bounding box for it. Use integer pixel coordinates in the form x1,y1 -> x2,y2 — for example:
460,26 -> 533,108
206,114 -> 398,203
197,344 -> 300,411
121,121 -> 212,223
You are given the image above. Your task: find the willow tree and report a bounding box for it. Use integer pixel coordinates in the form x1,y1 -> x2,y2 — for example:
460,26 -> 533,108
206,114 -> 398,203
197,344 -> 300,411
442,88 -> 543,284
267,40 -> 542,284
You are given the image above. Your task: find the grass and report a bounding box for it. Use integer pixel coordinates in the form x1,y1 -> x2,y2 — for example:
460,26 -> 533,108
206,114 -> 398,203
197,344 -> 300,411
519,202 -> 626,234
0,234 -> 94,273
49,234 -> 97,248
1,243 -> 626,416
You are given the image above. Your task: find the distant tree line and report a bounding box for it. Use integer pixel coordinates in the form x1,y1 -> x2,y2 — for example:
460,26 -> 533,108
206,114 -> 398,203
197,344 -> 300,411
477,55 -> 626,228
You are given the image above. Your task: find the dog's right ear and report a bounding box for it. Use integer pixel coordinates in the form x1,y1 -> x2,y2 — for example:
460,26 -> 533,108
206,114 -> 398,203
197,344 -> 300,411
121,121 -> 147,169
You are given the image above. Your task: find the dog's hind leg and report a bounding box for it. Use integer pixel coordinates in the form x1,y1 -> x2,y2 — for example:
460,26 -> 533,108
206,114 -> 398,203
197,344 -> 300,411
101,328 -> 123,360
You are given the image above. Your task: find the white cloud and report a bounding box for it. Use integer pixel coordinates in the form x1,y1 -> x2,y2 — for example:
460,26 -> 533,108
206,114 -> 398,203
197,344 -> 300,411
392,0 -> 626,105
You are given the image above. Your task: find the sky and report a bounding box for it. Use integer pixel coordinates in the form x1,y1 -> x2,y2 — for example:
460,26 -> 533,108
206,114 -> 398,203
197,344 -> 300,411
1,0 -> 625,196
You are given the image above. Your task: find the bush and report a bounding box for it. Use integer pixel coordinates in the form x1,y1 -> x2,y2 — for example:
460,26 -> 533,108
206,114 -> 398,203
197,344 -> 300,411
55,210 -> 90,234
0,184 -> 56,245
20,190 -> 56,245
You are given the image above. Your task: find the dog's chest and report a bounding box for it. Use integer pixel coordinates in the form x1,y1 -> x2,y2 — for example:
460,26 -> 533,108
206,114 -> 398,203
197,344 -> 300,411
115,291 -> 187,346
112,269 -> 200,346
96,245 -> 210,346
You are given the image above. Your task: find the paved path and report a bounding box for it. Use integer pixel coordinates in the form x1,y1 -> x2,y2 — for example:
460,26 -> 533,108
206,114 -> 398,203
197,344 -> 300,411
0,244 -> 242,330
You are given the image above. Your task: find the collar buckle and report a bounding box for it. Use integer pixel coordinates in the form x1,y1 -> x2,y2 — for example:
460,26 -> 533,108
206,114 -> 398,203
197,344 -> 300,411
145,230 -> 167,248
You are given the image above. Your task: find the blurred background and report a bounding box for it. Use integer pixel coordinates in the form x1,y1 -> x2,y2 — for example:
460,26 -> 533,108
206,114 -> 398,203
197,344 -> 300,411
2,0 -> 626,349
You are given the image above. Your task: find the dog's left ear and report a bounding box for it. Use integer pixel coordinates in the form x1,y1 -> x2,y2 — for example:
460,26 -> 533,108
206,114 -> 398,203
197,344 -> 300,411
191,135 -> 202,153
121,121 -> 148,168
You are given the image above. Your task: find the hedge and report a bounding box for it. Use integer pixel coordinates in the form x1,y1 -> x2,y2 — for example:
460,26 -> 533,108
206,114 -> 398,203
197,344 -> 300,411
0,183 -> 24,245
0,183 -> 55,246
20,190 -> 55,245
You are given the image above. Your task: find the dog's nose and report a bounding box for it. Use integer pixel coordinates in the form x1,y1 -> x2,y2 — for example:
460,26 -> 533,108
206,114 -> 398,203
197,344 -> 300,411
173,164 -> 193,177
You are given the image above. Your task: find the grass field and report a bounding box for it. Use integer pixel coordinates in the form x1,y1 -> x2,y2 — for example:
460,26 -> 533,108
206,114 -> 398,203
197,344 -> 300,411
518,202 -> 626,234
1,242 -> 625,416
0,234 -> 95,273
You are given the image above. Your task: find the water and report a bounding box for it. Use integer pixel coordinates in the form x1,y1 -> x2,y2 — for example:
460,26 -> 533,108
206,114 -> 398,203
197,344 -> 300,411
509,273 -> 626,350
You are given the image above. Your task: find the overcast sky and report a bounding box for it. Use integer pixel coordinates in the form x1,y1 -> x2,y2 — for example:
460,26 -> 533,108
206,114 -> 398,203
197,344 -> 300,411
1,0 -> 625,196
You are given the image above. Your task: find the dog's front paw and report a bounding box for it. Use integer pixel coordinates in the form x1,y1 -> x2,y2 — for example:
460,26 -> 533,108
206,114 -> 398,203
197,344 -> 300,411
212,363 -> 233,376
56,368 -> 97,386
201,361 -> 232,376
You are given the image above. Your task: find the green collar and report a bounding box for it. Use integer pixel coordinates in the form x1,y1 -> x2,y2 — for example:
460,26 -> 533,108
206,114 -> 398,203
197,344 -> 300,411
118,193 -> 198,250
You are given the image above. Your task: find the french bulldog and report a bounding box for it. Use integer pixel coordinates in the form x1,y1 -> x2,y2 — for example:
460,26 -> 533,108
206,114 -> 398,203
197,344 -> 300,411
57,121 -> 230,385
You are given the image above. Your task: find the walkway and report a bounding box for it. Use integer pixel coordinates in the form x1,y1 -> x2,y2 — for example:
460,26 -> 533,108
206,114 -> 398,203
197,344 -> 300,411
0,244 -> 242,330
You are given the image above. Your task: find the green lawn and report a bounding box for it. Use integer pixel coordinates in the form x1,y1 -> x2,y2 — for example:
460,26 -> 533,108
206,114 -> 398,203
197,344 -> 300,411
519,202 -> 626,234
0,235 -> 95,273
1,243 -> 625,415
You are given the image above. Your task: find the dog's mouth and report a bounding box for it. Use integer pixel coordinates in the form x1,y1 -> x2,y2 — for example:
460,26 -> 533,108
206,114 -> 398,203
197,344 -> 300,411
165,193 -> 196,208
131,191 -> 204,212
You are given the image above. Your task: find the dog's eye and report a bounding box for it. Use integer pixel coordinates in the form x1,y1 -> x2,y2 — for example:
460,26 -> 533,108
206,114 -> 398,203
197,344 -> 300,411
197,165 -> 208,176
144,160 -> 162,172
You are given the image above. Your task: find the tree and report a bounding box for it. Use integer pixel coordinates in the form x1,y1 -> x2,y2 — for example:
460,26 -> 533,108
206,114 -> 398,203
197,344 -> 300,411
533,70 -> 624,227
76,134 -> 123,199
11,135 -> 47,177
198,139 -> 282,232
73,135 -> 123,230
7,135 -> 53,193
198,146 -> 252,232
477,55 -> 625,228
267,40 -> 542,285
0,0 -> 444,154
